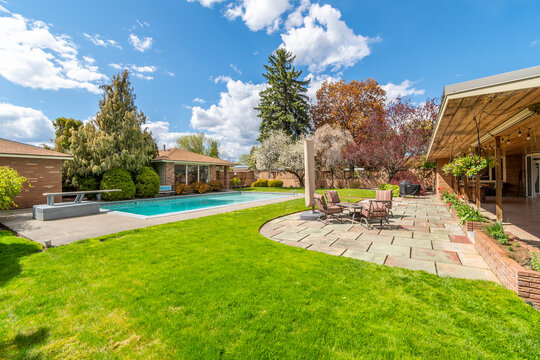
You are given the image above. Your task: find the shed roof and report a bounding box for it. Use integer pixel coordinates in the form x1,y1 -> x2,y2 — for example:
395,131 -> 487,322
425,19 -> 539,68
153,148 -> 236,166
0,138 -> 73,160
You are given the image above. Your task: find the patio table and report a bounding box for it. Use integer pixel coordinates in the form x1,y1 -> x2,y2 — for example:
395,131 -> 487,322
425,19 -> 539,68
337,202 -> 365,223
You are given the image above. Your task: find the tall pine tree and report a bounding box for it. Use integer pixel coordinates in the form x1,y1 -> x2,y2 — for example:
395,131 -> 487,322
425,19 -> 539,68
68,70 -> 158,180
256,48 -> 311,141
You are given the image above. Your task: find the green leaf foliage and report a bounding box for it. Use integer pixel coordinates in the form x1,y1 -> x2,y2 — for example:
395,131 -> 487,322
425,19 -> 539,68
256,48 -> 311,141
52,117 -> 83,153
77,175 -> 100,200
67,70 -> 158,179
251,179 -> 269,187
268,179 -> 284,187
0,167 -> 29,211
135,166 -> 160,198
176,133 -> 220,158
486,221 -> 510,245
100,168 -> 136,201
379,183 -> 399,197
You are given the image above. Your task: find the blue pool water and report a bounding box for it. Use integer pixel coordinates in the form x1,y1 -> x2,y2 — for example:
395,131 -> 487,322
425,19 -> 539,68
100,191 -> 290,217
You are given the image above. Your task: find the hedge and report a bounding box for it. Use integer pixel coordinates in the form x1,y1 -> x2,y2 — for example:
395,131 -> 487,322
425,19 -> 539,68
379,183 -> 399,197
268,179 -> 283,187
135,166 -> 160,198
251,179 -> 268,188
100,168 -> 136,201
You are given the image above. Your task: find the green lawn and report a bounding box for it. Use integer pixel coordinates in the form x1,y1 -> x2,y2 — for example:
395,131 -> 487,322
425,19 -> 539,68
0,199 -> 539,359
236,187 -> 376,202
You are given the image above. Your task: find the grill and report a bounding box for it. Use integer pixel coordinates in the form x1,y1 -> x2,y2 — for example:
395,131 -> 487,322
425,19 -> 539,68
399,180 -> 421,196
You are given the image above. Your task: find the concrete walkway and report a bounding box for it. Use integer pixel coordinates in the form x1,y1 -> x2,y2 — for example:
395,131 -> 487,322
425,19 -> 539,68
0,193 -> 299,246
260,197 -> 499,282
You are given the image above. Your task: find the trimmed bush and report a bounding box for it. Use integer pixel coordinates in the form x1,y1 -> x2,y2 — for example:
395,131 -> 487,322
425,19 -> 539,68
175,183 -> 189,195
135,166 -> 160,198
251,179 -> 269,188
77,176 -> 100,200
379,183 -> 399,197
231,177 -> 242,188
191,182 -> 211,194
268,179 -> 283,187
208,180 -> 223,191
350,180 -> 362,189
100,168 -> 136,201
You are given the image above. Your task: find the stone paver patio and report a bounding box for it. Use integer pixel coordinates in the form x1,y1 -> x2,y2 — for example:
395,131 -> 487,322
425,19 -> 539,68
260,196 -> 499,282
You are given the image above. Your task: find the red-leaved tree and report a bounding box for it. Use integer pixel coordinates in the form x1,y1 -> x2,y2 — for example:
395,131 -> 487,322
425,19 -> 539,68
346,98 -> 438,181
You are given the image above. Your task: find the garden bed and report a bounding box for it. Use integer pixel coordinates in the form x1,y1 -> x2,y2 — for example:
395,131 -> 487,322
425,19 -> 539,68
474,230 -> 540,308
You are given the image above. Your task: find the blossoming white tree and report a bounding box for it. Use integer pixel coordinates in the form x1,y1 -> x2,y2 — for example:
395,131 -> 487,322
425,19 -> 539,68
313,124 -> 353,188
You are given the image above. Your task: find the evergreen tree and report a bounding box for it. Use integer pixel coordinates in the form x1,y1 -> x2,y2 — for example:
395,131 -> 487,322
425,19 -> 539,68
52,117 -> 83,153
256,48 -> 311,141
176,133 -> 220,158
68,70 -> 158,181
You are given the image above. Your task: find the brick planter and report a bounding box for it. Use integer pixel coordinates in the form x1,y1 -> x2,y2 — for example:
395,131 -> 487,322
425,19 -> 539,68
449,207 -> 488,235
474,231 -> 540,308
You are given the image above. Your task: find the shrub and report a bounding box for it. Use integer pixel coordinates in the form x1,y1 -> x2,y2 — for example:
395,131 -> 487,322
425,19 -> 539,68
251,179 -> 269,187
134,166 -> 160,198
191,182 -> 211,194
530,253 -> 540,271
350,180 -> 362,189
208,180 -> 223,192
100,168 -> 136,201
336,180 -> 345,189
231,177 -> 242,188
379,183 -> 399,197
486,221 -> 510,245
0,166 -> 29,211
442,191 -> 460,206
77,176 -> 100,200
268,179 -> 283,187
175,183 -> 189,195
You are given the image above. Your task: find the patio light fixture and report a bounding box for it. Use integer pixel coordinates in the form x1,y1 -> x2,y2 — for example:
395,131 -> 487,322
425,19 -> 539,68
518,128 -> 522,137
507,137 -> 511,145
527,129 -> 531,141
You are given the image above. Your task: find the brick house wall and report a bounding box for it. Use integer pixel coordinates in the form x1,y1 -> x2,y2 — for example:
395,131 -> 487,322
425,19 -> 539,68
435,158 -> 453,195
1,156 -> 63,208
505,154 -> 525,197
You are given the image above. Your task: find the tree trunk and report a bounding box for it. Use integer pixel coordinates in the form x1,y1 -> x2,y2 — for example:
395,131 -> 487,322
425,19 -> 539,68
330,170 -> 335,188
289,170 -> 305,187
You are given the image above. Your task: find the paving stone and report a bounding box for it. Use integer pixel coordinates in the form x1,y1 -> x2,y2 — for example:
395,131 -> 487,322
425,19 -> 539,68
379,229 -> 412,238
272,232 -> 308,242
300,234 -> 337,246
322,223 -> 353,231
393,237 -> 432,249
260,228 -> 284,238
430,227 -> 452,234
349,225 -> 380,234
411,248 -> 461,265
413,232 -> 450,241
368,242 -> 411,257
385,255 -> 437,274
412,221 -> 429,227
432,241 -> 478,254
279,240 -> 311,249
264,222 -> 285,231
331,239 -> 371,251
302,221 -> 326,228
298,227 -> 333,236
277,219 -> 306,226
436,262 -> 499,282
358,233 -> 394,244
343,250 -> 386,265
449,235 -> 472,244
277,225 -> 308,233
457,253 -> 490,269
308,245 -> 346,256
399,225 -> 430,233
328,230 -> 362,240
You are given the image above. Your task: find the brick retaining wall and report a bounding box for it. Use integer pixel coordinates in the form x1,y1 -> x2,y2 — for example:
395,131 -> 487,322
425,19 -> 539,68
474,231 -> 540,308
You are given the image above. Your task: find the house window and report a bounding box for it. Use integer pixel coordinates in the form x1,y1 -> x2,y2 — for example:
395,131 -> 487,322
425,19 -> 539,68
175,164 -> 186,184
479,156 -> 506,182
188,165 -> 198,184
199,165 -> 209,183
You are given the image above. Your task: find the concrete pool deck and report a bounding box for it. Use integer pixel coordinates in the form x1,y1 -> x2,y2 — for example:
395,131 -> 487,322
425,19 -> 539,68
0,193 -> 301,246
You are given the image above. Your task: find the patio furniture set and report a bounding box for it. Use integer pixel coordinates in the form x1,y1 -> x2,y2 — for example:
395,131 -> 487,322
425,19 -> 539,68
313,190 -> 394,229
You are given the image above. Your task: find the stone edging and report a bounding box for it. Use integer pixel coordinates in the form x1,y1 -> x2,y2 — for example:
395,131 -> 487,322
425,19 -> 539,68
474,230 -> 540,308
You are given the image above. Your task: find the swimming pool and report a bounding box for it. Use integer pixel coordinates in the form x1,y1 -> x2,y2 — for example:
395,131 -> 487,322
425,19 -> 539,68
100,191 -> 292,218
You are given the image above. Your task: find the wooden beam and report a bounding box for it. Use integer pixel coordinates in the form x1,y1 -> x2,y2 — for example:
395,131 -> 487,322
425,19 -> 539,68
463,175 -> 469,202
495,136 -> 503,222
475,176 -> 481,209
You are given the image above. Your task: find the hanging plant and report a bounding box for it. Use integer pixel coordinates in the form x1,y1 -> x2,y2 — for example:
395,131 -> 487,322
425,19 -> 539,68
442,153 -> 494,178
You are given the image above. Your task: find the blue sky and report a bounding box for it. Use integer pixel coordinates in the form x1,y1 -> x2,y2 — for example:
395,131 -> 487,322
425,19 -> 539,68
1,0 -> 540,159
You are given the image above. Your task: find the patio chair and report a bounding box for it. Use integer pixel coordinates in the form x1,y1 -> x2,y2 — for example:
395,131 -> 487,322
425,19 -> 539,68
325,190 -> 341,206
313,194 -> 344,224
359,200 -> 391,229
375,189 -> 393,217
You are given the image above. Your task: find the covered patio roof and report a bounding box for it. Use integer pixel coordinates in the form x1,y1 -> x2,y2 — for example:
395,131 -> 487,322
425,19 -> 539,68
427,65 -> 540,160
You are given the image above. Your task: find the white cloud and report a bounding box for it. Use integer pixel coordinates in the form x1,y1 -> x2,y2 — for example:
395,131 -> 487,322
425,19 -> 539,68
129,33 -> 153,52
143,120 -> 193,149
225,0 -> 291,33
284,0 -> 309,29
134,73 -> 153,80
212,75 -> 233,83
0,103 -> 54,144
83,56 -> 96,64
187,0 -> 225,8
83,33 -> 121,49
280,3 -> 378,72
190,77 -> 266,158
166,71 -> 175,77
131,64 -> 157,73
531,38 -> 540,47
382,80 -> 425,100
0,4 -> 9,13
229,63 -> 242,75
0,13 -> 108,93
136,19 -> 150,28
193,97 -> 206,103
109,63 -> 123,70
